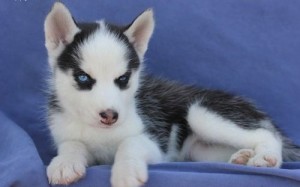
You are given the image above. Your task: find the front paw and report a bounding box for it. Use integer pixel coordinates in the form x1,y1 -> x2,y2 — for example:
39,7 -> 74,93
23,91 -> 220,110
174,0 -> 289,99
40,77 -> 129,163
47,155 -> 86,185
111,159 -> 148,187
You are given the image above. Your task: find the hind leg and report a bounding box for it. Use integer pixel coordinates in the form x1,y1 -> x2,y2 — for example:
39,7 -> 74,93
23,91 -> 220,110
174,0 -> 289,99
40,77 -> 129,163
187,103 -> 282,167
180,134 -> 238,162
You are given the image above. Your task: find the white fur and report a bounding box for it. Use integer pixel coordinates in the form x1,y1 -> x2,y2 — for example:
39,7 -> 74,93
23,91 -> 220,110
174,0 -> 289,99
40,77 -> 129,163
124,9 -> 154,59
187,103 -> 282,167
52,24 -> 141,129
179,134 -> 238,162
46,3 -> 159,186
229,149 -> 255,165
47,141 -> 88,185
44,2 -> 80,68
111,135 -> 162,187
164,125 -> 180,161
47,104 -> 147,185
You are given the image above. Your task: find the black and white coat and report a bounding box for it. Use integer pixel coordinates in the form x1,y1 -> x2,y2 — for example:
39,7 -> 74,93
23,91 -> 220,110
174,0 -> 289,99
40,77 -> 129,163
45,3 -> 300,187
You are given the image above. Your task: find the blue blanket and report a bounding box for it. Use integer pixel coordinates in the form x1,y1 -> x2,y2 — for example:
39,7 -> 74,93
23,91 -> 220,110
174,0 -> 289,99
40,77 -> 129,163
0,0 -> 300,186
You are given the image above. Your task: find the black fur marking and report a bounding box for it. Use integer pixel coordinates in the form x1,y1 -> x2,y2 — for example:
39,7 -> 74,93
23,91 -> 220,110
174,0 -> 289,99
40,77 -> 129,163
114,72 -> 131,90
105,23 -> 140,72
56,21 -> 139,91
73,70 -> 96,90
176,123 -> 192,150
48,92 -> 62,112
282,139 -> 300,161
198,90 -> 267,129
56,23 -> 99,91
137,76 -> 196,152
46,14 -> 300,163
271,125 -> 300,161
137,75 -> 269,153
57,22 -> 100,72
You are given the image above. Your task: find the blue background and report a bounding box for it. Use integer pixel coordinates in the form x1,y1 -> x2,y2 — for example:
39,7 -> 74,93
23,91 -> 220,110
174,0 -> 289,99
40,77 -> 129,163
0,0 -> 299,186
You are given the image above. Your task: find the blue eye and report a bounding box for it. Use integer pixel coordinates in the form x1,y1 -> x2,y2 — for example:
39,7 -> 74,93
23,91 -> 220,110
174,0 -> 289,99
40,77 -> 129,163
77,74 -> 89,82
118,75 -> 128,82
115,72 -> 131,89
74,71 -> 95,90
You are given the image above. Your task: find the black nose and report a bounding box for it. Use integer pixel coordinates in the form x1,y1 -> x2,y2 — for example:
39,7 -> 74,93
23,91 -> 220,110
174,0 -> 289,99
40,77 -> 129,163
99,109 -> 118,125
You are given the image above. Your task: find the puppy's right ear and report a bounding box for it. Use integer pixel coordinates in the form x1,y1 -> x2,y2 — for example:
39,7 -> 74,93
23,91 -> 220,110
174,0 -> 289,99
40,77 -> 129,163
44,2 -> 80,56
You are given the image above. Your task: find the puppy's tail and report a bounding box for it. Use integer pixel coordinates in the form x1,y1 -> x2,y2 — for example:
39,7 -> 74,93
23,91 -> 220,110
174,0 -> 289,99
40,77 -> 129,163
282,138 -> 300,161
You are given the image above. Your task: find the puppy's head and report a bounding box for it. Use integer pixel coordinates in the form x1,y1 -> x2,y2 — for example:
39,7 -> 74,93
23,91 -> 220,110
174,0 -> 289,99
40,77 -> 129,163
45,2 -> 154,128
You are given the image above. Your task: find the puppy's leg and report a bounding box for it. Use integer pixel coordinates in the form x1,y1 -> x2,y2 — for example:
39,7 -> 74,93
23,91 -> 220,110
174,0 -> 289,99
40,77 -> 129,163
187,103 -> 282,167
111,134 -> 162,187
47,141 -> 93,185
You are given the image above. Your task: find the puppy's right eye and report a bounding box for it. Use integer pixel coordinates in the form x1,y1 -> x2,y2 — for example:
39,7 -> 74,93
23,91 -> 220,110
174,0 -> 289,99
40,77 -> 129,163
74,71 -> 96,90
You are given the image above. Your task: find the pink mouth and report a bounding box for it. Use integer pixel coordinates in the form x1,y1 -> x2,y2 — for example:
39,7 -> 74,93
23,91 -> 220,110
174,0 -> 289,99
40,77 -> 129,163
89,122 -> 114,128
100,120 -> 114,126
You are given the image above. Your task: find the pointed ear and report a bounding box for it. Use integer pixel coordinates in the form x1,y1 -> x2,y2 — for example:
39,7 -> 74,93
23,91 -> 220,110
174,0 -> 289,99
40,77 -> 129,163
124,9 -> 155,59
44,2 -> 80,55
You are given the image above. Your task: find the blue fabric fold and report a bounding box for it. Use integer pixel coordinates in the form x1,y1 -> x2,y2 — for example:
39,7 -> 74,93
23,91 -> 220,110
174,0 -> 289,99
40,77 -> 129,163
50,163 -> 300,187
0,111 -> 49,187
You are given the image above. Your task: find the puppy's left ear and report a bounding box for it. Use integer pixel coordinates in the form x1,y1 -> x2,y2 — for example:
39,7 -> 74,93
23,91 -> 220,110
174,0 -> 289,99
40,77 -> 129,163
124,9 -> 155,59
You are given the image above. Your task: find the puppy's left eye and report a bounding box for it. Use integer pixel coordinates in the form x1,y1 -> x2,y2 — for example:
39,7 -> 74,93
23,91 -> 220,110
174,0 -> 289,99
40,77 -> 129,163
115,72 -> 131,89
77,74 -> 90,83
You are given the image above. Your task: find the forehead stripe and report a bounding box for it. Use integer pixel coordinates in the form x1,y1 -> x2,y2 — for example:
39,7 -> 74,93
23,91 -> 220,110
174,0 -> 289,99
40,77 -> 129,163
57,22 -> 140,74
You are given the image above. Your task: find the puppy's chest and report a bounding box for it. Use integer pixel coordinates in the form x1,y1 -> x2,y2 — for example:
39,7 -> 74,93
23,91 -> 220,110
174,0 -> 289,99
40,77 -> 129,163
50,113 -> 145,164
52,121 -> 123,164
79,128 -> 123,164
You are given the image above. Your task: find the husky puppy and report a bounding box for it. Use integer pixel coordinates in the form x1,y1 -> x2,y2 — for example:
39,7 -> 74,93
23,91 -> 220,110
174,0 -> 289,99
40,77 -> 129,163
45,2 -> 300,187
